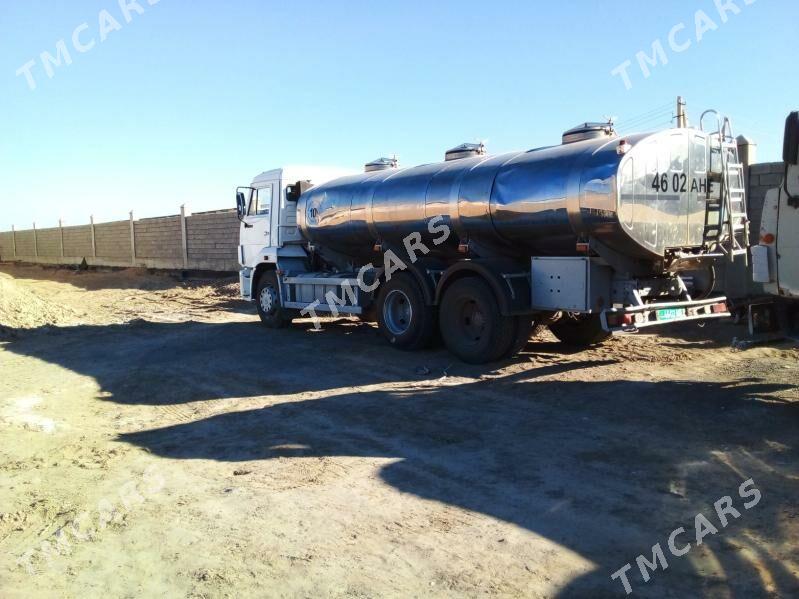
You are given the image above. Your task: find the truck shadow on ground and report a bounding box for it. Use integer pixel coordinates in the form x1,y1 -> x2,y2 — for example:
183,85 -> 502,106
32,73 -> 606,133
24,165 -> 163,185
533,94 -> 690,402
3,318 -> 798,597
633,319 -> 746,349
2,318 -> 617,405
118,367 -> 798,597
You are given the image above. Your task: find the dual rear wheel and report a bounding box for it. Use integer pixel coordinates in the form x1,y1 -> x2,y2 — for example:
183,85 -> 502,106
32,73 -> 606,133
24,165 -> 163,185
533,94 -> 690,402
437,283 -> 611,362
438,277 -> 526,364
375,275 -> 538,364
548,312 -> 611,347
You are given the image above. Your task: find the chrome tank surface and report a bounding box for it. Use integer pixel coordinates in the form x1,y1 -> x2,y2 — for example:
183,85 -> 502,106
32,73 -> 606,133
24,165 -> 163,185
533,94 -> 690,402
297,128 -> 713,262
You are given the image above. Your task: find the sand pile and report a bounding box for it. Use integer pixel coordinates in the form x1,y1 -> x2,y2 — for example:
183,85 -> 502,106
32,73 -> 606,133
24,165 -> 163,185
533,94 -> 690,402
0,273 -> 78,334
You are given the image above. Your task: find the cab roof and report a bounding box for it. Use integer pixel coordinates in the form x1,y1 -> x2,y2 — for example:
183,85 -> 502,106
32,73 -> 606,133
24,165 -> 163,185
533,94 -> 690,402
251,165 -> 358,188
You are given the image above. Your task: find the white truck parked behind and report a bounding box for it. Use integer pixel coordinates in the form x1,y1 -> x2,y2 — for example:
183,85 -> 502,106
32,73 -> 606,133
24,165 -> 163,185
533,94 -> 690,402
750,111 -> 799,335
237,113 -> 748,363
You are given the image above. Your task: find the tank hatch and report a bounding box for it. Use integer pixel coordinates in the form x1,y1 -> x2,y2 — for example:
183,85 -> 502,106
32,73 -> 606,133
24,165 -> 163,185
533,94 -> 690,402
364,157 -> 399,173
562,122 -> 616,144
445,142 -> 487,161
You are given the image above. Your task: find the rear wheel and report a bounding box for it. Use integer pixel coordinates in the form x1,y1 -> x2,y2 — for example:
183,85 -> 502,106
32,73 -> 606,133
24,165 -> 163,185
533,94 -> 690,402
439,277 -> 516,364
357,305 -> 378,324
376,273 -> 436,350
548,313 -> 610,347
504,317 -> 545,359
776,299 -> 799,336
255,271 -> 291,328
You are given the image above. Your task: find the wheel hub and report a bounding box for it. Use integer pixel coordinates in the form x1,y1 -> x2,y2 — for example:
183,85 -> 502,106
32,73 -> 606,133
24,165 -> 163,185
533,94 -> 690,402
461,300 -> 486,341
259,285 -> 277,314
383,289 -> 413,336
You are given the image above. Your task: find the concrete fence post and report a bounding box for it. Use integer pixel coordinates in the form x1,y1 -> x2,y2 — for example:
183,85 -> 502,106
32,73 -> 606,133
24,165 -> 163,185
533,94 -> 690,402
33,222 -> 38,258
129,211 -> 136,266
90,215 -> 97,258
180,204 -> 189,269
59,218 -> 65,257
11,225 -> 16,259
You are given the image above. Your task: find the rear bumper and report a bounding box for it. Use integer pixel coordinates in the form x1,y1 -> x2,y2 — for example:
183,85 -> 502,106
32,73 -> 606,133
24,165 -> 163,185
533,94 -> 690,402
601,296 -> 730,333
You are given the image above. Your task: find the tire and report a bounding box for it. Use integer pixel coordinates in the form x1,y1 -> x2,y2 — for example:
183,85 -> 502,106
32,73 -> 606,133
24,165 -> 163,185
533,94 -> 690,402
439,277 -> 516,364
255,271 -> 291,328
376,273 -> 436,350
548,313 -> 611,347
776,299 -> 799,336
503,317 -> 543,359
357,304 -> 378,324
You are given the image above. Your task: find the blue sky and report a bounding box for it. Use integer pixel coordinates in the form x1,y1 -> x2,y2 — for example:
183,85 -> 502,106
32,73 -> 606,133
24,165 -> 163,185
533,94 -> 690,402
1,0 -> 796,230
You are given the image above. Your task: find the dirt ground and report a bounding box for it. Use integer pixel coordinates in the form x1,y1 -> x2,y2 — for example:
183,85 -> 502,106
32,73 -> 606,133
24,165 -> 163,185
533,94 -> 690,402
0,264 -> 797,598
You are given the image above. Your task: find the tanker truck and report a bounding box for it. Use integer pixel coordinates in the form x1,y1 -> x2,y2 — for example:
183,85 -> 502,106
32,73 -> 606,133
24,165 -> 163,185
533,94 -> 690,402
236,111 -> 749,363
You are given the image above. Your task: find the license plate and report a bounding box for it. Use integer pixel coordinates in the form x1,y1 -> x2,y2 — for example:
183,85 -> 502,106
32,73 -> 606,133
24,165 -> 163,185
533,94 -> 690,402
657,308 -> 684,321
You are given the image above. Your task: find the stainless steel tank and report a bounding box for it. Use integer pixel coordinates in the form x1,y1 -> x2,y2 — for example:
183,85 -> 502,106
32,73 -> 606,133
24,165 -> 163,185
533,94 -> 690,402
297,127 -> 716,263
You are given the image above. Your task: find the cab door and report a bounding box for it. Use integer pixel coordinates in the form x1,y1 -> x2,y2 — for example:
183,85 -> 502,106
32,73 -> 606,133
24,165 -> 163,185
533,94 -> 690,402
239,182 -> 275,265
777,166 -> 799,297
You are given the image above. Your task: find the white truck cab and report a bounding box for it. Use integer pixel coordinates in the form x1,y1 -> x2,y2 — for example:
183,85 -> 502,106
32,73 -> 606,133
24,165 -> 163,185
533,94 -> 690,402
750,111 -> 799,335
236,166 -> 356,299
752,112 -> 799,298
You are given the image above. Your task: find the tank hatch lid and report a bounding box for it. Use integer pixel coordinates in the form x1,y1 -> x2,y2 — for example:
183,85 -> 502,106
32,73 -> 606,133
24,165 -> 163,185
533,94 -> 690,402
562,122 -> 617,144
364,157 -> 399,172
445,142 -> 487,161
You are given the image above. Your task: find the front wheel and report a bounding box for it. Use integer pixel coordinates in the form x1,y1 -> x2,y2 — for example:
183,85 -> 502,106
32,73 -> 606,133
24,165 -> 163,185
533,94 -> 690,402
548,313 -> 611,347
255,271 -> 292,328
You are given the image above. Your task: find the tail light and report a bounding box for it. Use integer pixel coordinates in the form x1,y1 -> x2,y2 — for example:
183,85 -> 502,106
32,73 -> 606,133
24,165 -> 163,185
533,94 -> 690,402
711,302 -> 728,314
606,313 -> 635,327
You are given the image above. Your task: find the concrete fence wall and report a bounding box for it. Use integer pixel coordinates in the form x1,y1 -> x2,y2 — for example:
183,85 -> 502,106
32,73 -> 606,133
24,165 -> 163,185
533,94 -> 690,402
0,232 -> 13,257
36,228 -> 61,257
186,210 -> 241,271
94,220 -> 134,263
0,208 -> 240,272
15,230 -> 36,257
62,225 -> 93,257
135,216 -> 182,260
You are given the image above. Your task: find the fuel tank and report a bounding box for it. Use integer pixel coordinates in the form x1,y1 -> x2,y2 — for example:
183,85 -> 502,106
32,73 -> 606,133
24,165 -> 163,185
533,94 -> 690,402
297,127 -> 716,263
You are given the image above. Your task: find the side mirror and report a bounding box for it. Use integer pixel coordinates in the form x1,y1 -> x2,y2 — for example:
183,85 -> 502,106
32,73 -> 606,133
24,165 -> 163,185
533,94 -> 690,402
236,191 -> 246,220
783,111 -> 799,165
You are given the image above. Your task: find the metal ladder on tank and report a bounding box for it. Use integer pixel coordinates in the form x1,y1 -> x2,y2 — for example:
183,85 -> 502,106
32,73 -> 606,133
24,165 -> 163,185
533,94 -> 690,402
700,110 -> 749,264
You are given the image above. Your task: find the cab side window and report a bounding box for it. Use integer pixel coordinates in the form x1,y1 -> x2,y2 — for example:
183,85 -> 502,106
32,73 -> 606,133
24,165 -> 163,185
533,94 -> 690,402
249,185 -> 273,216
